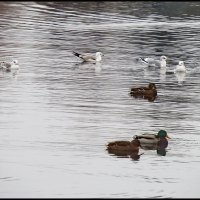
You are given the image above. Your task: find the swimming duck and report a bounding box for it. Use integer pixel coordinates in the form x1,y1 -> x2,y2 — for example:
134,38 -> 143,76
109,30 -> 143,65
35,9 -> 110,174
106,137 -> 141,153
130,83 -> 157,97
134,130 -> 170,150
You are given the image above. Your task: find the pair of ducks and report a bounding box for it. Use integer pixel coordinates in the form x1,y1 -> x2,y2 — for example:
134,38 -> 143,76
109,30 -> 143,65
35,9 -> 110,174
140,55 -> 187,73
106,130 -> 170,157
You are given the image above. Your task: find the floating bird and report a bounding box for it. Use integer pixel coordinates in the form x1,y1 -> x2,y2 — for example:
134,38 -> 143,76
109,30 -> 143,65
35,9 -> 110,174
0,60 -> 19,71
106,137 -> 141,153
140,55 -> 167,68
106,130 -> 170,158
72,51 -> 103,62
134,130 -> 170,151
174,61 -> 186,73
130,83 -> 157,98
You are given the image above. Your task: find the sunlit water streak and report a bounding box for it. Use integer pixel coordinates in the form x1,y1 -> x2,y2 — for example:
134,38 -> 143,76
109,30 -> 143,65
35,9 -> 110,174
0,1 -> 200,198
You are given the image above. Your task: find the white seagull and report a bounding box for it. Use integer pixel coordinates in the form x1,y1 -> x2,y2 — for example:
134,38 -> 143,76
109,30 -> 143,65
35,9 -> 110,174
174,61 -> 186,73
0,59 -> 19,71
140,55 -> 167,68
72,51 -> 103,63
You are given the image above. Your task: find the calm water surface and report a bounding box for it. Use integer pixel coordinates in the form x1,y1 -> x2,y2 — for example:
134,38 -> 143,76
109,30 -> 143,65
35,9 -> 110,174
0,1 -> 200,198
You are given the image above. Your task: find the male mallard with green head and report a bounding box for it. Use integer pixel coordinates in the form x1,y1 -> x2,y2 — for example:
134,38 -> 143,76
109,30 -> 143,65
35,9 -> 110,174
134,130 -> 170,150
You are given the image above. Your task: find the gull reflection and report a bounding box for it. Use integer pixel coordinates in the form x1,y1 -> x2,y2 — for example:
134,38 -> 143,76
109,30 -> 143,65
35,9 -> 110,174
174,71 -> 186,85
73,61 -> 102,74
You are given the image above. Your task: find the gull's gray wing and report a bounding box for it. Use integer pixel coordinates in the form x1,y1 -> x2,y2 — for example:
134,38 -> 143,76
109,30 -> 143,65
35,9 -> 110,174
73,51 -> 96,62
153,59 -> 162,67
80,53 -> 96,61
140,57 -> 161,67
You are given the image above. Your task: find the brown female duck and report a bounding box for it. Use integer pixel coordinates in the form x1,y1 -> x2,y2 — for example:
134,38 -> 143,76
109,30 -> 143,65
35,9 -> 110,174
106,137 -> 141,153
106,137 -> 144,160
130,83 -> 157,97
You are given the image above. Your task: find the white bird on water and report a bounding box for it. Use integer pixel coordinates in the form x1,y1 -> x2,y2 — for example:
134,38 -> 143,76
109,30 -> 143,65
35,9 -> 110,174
72,51 -> 103,63
140,55 -> 167,68
174,61 -> 186,73
0,59 -> 19,71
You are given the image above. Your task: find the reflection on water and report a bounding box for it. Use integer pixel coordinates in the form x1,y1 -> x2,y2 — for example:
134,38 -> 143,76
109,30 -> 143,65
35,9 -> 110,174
0,1 -> 200,198
108,151 -> 144,161
129,92 -> 157,102
175,71 -> 186,85
73,62 -> 103,74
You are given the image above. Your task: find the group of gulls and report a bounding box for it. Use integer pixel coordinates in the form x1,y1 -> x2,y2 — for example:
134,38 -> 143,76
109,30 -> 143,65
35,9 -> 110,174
72,51 -> 187,73
139,55 -> 187,73
0,51 -> 186,74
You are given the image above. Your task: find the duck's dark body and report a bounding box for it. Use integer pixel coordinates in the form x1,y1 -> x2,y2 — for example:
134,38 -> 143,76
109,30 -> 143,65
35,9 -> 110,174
130,83 -> 157,99
106,138 -> 140,152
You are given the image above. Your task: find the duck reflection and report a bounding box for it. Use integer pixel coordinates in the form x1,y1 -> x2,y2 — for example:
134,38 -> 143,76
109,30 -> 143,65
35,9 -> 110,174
130,93 -> 157,102
107,148 -> 144,161
106,130 -> 170,161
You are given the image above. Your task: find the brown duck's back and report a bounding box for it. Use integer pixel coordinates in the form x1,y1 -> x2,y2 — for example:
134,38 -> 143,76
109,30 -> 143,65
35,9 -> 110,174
107,141 -> 131,147
130,83 -> 157,96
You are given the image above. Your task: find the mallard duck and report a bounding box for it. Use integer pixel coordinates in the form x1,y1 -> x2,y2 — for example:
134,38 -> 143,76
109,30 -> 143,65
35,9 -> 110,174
130,83 -> 157,97
134,130 -> 170,150
106,138 -> 143,160
106,138 -> 141,153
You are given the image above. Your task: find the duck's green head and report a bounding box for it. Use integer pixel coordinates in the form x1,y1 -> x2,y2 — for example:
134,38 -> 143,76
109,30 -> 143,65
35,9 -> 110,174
157,130 -> 167,138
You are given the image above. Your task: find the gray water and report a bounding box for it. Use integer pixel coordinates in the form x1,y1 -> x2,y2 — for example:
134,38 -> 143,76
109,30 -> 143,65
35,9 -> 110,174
0,1 -> 200,198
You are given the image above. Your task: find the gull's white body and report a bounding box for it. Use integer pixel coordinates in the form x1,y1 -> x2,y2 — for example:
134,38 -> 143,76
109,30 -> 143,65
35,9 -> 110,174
174,61 -> 186,73
140,55 -> 167,68
73,51 -> 103,63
